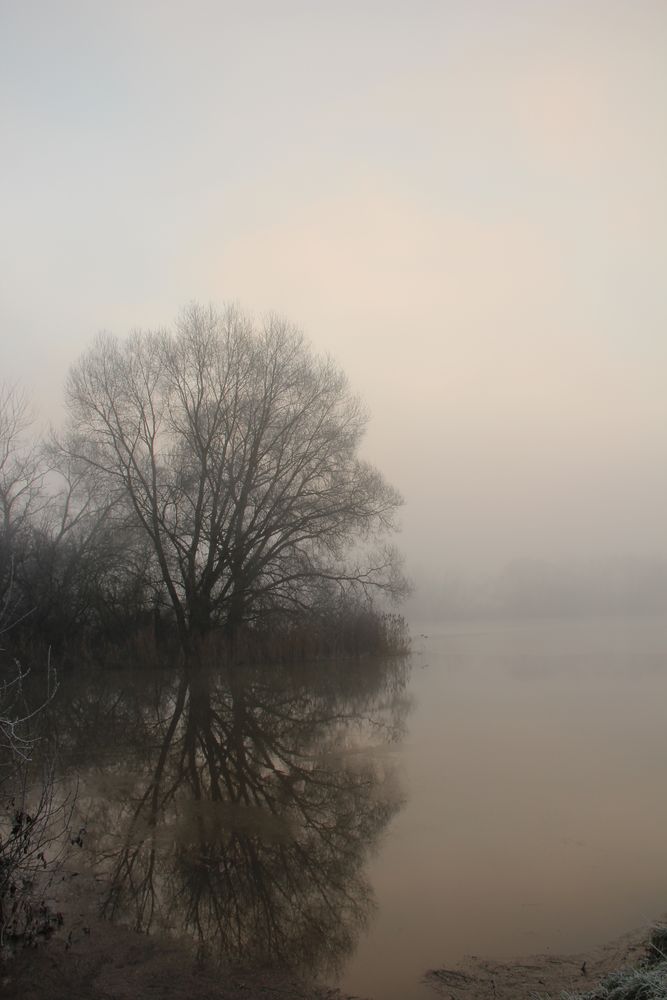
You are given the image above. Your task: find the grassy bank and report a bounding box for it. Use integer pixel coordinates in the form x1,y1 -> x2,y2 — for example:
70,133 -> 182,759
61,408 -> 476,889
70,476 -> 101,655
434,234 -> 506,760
564,926 -> 667,1000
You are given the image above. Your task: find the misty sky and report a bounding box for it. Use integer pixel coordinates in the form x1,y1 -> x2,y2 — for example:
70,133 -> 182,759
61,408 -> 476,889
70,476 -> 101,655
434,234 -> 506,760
2,1 -> 667,585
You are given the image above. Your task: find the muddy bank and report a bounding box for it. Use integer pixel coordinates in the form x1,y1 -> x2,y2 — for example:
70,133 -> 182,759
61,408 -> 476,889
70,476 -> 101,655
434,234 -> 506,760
425,921 -> 664,1000
0,869 -> 360,1000
2,932 -> 348,1000
2,864 -> 663,1000
3,916 -> 661,1000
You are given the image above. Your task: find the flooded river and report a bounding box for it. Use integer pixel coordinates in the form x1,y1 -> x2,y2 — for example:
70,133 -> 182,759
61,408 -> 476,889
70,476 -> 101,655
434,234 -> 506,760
60,615 -> 667,999
340,615 -> 667,999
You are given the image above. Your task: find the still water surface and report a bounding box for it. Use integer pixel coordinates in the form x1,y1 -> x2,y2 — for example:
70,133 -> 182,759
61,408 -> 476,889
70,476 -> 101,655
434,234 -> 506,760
340,615 -> 667,999
62,616 -> 667,999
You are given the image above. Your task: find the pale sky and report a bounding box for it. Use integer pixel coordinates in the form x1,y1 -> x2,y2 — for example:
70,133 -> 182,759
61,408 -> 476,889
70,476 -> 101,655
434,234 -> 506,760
2,0 -> 667,586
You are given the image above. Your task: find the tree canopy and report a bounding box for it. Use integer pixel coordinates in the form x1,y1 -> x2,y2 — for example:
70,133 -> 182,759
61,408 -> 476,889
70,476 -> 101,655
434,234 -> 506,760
63,304 -> 406,647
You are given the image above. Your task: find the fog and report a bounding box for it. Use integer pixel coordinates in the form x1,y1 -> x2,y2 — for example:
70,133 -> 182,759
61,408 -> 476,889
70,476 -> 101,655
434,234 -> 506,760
3,1 -> 667,617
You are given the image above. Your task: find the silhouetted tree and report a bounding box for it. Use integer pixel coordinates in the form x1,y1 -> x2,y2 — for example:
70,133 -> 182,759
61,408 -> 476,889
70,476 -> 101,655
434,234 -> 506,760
62,304 -> 406,649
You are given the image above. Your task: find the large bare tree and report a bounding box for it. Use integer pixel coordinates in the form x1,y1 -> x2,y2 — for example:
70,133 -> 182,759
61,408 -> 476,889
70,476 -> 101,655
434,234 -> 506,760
63,305 -> 405,646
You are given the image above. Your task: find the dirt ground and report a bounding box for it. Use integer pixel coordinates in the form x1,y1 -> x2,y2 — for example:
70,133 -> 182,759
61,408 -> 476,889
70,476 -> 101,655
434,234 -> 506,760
424,921 -> 661,1000
0,868 -> 358,1000
1,934 -> 349,1000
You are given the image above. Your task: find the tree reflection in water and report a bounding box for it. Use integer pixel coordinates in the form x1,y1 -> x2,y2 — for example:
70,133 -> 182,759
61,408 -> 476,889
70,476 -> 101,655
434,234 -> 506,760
62,657 -> 410,977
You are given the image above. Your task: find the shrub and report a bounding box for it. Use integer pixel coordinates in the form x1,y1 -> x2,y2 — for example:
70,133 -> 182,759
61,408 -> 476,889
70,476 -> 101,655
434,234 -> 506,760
0,656 -> 73,951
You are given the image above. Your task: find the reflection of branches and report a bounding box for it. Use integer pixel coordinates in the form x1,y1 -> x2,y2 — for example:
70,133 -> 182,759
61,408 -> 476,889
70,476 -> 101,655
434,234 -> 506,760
69,657 -> 409,976
0,758 -> 75,942
0,656 -> 57,761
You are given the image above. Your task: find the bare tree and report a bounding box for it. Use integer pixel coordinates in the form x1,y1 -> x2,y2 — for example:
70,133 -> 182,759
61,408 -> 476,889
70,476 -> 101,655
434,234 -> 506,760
0,385 -> 44,543
18,440 -> 154,643
63,304 -> 406,648
0,385 -> 47,622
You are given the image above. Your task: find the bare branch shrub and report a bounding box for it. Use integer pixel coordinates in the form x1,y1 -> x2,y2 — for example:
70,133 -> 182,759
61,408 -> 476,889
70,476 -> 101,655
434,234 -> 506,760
0,653 -> 73,950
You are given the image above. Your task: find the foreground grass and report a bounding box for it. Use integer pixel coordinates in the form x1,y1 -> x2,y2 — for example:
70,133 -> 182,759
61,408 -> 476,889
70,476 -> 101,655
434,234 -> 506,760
563,963 -> 667,1000
564,928 -> 667,1000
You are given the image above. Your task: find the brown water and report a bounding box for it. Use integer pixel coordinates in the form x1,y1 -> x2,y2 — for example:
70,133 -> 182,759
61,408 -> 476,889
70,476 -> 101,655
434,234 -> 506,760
59,616 -> 667,999
339,615 -> 667,999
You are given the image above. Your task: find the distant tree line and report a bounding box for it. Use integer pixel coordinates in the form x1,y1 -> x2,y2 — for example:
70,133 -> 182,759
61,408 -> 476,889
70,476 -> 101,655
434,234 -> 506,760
0,306 -> 409,665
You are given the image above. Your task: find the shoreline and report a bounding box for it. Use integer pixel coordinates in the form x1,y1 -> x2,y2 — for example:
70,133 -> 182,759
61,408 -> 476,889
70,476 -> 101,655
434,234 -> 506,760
0,867 -> 360,1000
425,919 -> 666,1000
0,868 -> 663,999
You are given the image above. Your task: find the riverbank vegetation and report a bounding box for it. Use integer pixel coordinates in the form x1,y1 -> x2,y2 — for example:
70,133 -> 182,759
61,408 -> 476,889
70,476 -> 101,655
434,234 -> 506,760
0,305 -> 409,669
564,927 -> 667,1000
0,637 -> 73,951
